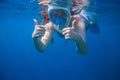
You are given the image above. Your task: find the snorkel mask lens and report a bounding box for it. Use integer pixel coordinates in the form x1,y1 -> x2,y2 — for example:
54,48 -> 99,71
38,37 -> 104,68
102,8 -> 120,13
48,0 -> 72,33
49,9 -> 68,30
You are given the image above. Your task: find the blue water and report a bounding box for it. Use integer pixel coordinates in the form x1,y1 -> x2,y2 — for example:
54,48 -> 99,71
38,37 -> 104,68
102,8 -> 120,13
0,0 -> 120,80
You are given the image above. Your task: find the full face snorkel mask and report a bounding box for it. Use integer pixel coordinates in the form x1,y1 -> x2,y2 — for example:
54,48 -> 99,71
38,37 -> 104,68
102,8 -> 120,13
48,0 -> 73,33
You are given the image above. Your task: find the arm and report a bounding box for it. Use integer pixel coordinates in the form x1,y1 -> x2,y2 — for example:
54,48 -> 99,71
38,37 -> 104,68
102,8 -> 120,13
75,0 -> 97,54
73,15 -> 89,54
32,21 -> 54,52
62,15 -> 88,54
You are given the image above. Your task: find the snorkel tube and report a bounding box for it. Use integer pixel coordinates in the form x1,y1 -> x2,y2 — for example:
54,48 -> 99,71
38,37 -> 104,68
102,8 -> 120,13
48,0 -> 73,33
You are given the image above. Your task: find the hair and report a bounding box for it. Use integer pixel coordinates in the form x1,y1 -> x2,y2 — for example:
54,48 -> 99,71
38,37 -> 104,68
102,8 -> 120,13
38,0 -> 91,24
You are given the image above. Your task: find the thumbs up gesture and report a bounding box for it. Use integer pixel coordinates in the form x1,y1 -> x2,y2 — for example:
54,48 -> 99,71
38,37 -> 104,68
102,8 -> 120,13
32,19 -> 46,39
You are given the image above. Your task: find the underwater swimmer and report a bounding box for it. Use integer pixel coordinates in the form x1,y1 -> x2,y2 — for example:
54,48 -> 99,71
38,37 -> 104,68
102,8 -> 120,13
32,0 -> 95,54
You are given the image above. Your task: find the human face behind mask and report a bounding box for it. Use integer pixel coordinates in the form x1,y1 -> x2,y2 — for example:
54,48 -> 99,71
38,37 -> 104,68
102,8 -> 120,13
48,0 -> 72,33
50,9 -> 67,28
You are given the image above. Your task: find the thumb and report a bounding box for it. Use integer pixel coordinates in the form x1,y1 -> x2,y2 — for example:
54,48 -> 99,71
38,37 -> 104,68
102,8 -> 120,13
72,19 -> 76,29
33,19 -> 39,25
33,19 -> 40,30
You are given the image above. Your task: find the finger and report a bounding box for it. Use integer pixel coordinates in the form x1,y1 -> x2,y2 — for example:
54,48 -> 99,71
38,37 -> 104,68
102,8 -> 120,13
64,34 -> 71,39
62,27 -> 75,35
36,26 -> 46,31
62,29 -> 71,35
38,25 -> 45,28
72,16 -> 81,27
65,36 -> 71,39
33,19 -> 40,30
72,19 -> 76,28
72,19 -> 77,30
32,32 -> 44,38
62,27 -> 72,32
65,33 -> 70,37
32,32 -> 40,38
34,34 -> 43,38
35,33 -> 44,37
33,19 -> 39,25
35,31 -> 45,35
33,19 -> 45,30
35,25 -> 46,32
33,29 -> 45,35
64,33 -> 74,40
36,29 -> 45,33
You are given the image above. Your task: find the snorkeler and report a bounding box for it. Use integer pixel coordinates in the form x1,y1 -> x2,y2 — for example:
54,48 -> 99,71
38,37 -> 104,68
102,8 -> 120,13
32,0 -> 97,54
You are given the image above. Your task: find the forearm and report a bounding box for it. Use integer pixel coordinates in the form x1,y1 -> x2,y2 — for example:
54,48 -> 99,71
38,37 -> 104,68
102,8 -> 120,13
33,37 -> 45,52
33,23 -> 54,52
74,16 -> 88,54
75,34 -> 87,54
41,29 -> 53,48
33,30 -> 53,52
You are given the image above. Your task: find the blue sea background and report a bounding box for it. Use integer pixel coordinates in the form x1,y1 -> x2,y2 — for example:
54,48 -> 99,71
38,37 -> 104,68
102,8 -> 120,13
0,0 -> 120,80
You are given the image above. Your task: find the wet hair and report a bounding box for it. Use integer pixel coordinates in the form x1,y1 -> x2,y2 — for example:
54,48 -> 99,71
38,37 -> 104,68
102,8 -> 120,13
39,0 -> 90,24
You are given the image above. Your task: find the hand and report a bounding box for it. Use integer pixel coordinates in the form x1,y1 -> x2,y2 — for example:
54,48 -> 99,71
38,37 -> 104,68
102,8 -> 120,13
71,15 -> 82,24
62,27 -> 78,41
62,15 -> 82,41
32,19 -> 46,39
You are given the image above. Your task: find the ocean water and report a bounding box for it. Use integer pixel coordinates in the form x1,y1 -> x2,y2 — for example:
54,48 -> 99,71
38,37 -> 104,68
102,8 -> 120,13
0,0 -> 120,80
